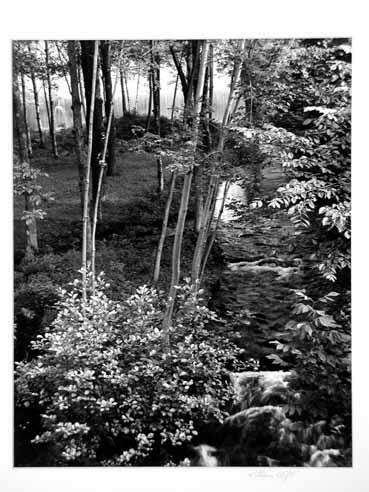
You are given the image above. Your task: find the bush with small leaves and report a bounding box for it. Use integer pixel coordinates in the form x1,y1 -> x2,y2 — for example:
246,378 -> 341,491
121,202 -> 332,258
15,274 -> 254,465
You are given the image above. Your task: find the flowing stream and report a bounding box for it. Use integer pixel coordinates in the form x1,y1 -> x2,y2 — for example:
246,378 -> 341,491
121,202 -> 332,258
199,161 -> 311,465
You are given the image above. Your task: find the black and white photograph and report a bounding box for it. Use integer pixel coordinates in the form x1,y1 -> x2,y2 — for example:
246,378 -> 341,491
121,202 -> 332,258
2,1 -> 369,490
12,36 -> 352,468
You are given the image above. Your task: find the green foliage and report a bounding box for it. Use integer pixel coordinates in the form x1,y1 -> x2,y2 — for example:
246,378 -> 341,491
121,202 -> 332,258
15,274 -> 254,466
268,290 -> 351,421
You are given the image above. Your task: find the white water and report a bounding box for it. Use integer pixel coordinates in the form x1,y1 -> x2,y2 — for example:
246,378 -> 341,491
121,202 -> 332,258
215,179 -> 247,223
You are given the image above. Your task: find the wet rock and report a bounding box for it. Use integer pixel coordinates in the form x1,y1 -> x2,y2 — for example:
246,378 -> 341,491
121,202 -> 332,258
217,405 -> 288,465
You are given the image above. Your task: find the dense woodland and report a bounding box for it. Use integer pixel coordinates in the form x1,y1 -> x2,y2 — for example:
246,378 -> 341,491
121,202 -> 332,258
13,39 -> 351,467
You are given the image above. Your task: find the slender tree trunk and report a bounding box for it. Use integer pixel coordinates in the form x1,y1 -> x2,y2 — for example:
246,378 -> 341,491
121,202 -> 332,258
123,68 -> 130,113
90,53 -> 121,293
193,42 -> 211,233
120,67 -> 127,116
134,66 -> 141,114
191,174 -> 219,283
42,78 -> 51,131
161,40 -> 209,345
81,40 -> 99,311
44,41 -> 58,158
150,40 -> 161,135
77,63 -> 87,125
249,80 -> 254,126
183,41 -> 201,125
218,39 -> 246,152
171,73 -> 179,123
146,70 -> 152,131
20,69 -> 32,158
156,156 -> 164,194
201,65 -> 211,150
28,46 -> 44,147
199,180 -> 230,283
153,170 -> 177,285
208,43 -> 214,121
81,41 -> 104,211
67,41 -> 85,212
100,41 -> 116,176
161,171 -> 193,348
169,44 -> 188,103
13,65 -> 38,259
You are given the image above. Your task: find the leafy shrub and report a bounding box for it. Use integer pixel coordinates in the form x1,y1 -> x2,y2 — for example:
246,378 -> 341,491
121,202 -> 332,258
268,290 -> 351,422
15,275 -> 253,466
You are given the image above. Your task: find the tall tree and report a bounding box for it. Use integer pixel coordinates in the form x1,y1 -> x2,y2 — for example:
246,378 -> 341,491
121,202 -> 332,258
150,40 -> 161,135
81,40 -> 99,311
20,66 -> 32,159
67,41 -> 85,212
149,40 -> 163,193
27,44 -> 44,147
120,67 -> 128,116
44,41 -> 58,158
80,40 -> 104,209
100,40 -> 116,176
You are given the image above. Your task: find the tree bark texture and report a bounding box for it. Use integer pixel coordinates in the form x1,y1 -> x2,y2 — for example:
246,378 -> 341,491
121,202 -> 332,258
81,41 -> 104,209
153,170 -> 177,285
80,40 -> 99,310
20,68 -> 32,158
44,41 -> 58,158
150,41 -> 161,135
100,41 -> 116,176
67,41 -> 85,212
28,45 -> 44,147
146,70 -> 153,131
120,67 -> 128,116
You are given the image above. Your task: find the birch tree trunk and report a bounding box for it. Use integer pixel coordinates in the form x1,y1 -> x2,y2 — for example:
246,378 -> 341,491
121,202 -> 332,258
146,71 -> 153,131
28,45 -> 44,147
20,68 -> 32,158
170,73 -> 179,123
81,41 -> 104,211
77,63 -> 87,125
44,41 -> 58,158
161,171 -> 193,348
134,65 -> 141,114
42,78 -> 51,131
153,170 -> 177,285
